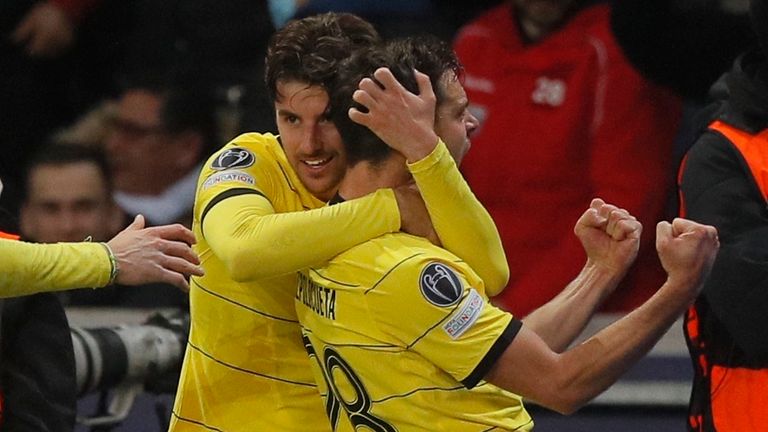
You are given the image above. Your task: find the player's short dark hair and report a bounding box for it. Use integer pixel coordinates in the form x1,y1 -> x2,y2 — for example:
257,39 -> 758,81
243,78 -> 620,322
23,144 -> 113,201
329,36 -> 461,166
264,12 -> 381,103
386,35 -> 462,107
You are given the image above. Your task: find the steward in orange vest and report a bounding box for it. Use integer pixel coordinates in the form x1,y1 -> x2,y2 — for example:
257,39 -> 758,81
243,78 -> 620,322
678,42 -> 768,431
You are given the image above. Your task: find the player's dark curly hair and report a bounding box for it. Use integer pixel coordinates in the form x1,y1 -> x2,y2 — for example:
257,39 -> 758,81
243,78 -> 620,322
329,35 -> 462,166
265,13 -> 380,102
387,35 -> 462,108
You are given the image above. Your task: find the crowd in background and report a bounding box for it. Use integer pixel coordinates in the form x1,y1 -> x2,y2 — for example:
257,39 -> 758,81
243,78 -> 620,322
0,0 -> 754,311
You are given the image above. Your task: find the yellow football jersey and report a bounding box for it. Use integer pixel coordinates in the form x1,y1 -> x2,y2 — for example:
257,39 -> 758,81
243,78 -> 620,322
171,133 -> 399,431
296,233 -> 534,432
171,132 -> 509,431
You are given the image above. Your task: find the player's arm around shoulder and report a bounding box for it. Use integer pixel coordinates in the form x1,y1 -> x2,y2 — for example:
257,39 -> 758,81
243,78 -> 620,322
405,141 -> 509,294
351,67 -> 509,294
196,133 -> 401,282
195,134 -> 285,280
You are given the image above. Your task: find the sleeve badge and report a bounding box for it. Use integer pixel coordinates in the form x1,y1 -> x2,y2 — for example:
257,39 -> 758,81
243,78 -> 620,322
211,147 -> 256,170
419,262 -> 463,307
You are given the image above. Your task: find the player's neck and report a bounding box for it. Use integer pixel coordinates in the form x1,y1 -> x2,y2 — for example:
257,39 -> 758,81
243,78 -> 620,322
338,155 -> 411,200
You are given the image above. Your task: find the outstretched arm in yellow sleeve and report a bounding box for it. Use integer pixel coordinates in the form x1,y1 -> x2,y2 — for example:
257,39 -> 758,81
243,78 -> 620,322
202,188 -> 400,281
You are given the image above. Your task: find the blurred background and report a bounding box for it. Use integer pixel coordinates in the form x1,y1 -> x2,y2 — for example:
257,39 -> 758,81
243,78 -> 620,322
0,0 -> 758,430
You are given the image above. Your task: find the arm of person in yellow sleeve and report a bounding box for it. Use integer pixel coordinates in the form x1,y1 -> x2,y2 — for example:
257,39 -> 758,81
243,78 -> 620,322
0,239 -> 110,297
0,215 -> 201,297
202,188 -> 401,282
407,140 -> 509,295
349,67 -> 509,295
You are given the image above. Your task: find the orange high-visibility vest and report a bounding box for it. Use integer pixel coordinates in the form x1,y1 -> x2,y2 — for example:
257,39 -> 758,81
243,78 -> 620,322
0,232 -> 19,241
681,120 -> 768,432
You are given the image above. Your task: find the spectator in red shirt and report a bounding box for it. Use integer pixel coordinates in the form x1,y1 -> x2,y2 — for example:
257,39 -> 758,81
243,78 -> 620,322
454,0 -> 683,315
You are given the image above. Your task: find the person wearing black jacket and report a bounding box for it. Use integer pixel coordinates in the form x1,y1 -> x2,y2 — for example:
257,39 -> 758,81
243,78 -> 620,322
677,1 -> 768,430
611,0 -> 754,103
1,293 -> 76,431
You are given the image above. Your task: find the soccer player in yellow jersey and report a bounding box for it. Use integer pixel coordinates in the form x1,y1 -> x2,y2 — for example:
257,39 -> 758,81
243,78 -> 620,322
170,14 -> 508,431
295,37 -> 721,431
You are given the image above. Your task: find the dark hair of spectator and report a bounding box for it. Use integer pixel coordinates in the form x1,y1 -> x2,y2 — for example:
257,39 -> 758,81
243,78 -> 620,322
23,144 -> 113,201
329,36 -> 461,166
264,12 -> 381,103
751,0 -> 768,56
119,69 -> 220,158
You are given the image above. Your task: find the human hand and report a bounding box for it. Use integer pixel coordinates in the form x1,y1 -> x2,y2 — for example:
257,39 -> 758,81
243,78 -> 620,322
656,218 -> 719,301
11,2 -> 75,58
349,67 -> 439,162
393,183 -> 441,246
575,198 -> 641,276
107,215 -> 203,292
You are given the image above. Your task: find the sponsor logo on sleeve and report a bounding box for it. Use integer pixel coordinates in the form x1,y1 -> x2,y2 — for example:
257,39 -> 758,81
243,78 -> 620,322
419,262 -> 463,307
211,147 -> 255,170
442,288 -> 484,340
202,170 -> 255,190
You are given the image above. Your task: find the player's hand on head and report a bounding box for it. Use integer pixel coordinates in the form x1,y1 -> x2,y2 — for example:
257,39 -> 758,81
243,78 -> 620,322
656,218 -> 719,300
107,215 -> 204,292
575,198 -> 641,275
349,67 -> 439,162
393,183 -> 441,246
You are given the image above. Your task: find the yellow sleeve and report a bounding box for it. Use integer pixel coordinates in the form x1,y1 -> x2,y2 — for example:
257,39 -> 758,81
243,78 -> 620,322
408,140 -> 509,295
0,239 -> 110,297
203,188 -> 401,281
